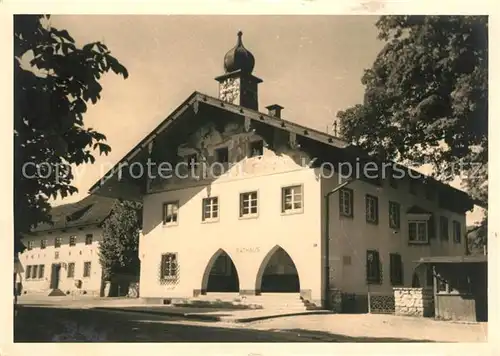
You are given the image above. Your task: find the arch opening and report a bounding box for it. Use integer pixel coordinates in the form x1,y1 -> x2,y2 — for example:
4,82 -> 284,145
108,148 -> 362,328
202,249 -> 240,293
256,246 -> 300,293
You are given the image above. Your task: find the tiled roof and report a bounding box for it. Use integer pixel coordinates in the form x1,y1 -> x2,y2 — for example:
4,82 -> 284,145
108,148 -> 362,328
31,195 -> 117,233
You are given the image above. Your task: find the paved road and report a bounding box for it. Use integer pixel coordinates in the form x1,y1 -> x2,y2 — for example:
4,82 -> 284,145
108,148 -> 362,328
14,305 -> 317,342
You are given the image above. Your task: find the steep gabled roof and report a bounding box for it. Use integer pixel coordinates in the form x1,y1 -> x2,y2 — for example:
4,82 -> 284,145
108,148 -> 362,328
30,195 -> 117,233
88,91 -> 475,213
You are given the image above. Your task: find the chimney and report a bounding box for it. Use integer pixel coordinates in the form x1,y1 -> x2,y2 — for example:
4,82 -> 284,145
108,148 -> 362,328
266,104 -> 284,118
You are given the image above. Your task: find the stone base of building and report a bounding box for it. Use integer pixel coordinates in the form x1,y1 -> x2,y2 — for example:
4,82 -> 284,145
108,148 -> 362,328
393,287 -> 434,317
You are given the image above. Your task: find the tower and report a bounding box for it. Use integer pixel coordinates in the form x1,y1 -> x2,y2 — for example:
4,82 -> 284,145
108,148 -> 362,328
215,31 -> 263,111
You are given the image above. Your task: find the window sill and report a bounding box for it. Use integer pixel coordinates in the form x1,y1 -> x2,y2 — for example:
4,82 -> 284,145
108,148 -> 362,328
163,223 -> 179,228
408,240 -> 430,245
239,214 -> 259,220
366,220 -> 379,225
339,214 -> 353,219
281,209 -> 304,216
160,277 -> 177,282
201,218 -> 220,224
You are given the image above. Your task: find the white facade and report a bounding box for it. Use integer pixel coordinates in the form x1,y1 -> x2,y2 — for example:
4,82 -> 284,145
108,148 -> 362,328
19,226 -> 104,296
90,33 -> 472,310
136,120 -> 468,308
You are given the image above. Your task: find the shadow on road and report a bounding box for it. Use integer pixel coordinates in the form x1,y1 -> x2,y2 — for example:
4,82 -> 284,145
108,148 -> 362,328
14,306 -> 433,343
276,329 -> 436,342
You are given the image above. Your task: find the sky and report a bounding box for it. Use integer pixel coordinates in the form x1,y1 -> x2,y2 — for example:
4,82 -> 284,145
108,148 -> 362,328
47,15 -> 483,224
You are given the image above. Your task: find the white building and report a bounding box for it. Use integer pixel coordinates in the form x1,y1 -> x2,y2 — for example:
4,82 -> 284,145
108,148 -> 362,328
18,195 -> 116,296
90,32 -> 474,311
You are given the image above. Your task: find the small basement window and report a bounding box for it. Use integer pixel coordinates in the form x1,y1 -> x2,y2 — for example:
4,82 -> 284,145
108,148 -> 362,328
249,140 -> 264,157
215,147 -> 229,164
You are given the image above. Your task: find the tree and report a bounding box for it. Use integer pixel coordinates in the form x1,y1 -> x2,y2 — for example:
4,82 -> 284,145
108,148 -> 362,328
337,16 -> 488,246
14,15 -> 128,253
99,201 -> 142,281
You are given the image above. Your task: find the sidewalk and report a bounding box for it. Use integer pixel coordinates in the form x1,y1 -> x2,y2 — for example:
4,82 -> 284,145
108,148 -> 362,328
95,304 -> 332,323
17,294 -> 331,323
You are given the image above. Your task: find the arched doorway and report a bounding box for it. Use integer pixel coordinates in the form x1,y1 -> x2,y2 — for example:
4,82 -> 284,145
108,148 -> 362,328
257,246 -> 300,293
202,249 -> 240,293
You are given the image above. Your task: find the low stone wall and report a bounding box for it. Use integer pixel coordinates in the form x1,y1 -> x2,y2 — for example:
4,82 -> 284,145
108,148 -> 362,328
394,287 -> 434,317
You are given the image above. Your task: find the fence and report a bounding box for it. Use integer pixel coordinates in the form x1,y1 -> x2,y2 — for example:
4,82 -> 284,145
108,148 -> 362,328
340,292 -> 395,314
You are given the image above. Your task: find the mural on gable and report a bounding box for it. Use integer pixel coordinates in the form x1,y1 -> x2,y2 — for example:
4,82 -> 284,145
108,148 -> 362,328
148,121 -> 313,192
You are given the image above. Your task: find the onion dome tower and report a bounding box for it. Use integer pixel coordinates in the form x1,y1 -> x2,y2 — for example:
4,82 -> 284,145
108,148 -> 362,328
215,31 -> 263,111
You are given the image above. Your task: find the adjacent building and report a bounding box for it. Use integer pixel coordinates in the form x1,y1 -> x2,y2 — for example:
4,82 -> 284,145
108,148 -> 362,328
89,32 -> 474,310
18,195 -> 116,296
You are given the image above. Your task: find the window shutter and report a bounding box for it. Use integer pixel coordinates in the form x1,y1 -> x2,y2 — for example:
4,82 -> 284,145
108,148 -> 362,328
366,250 -> 371,281
349,191 -> 354,217
374,251 -> 380,283
428,214 -> 436,239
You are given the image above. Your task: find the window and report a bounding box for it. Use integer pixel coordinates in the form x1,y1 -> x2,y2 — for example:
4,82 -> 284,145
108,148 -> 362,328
408,221 -> 428,244
202,197 -> 219,221
186,153 -> 197,171
40,239 -> 46,249
440,216 -> 449,240
160,253 -> 178,279
365,195 -> 378,224
27,241 -> 33,251
249,140 -> 264,157
437,275 -> 447,293
54,237 -> 61,248
163,201 -> 179,226
409,178 -> 418,195
240,191 -> 258,217
85,234 -> 93,245
453,220 -> 462,243
449,275 -> 472,294
366,250 -> 381,284
26,266 -> 32,279
54,251 -> 60,260
69,235 -> 76,247
83,262 -> 91,277
339,188 -> 353,217
282,185 -> 303,213
214,147 -> 229,164
389,201 -> 400,229
67,262 -> 75,278
389,253 -> 403,286
32,265 -> 38,279
38,264 -> 45,279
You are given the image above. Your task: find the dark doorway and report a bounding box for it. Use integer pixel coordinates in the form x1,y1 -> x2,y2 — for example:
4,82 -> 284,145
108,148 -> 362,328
260,247 -> 300,293
50,264 -> 61,289
206,252 -> 239,292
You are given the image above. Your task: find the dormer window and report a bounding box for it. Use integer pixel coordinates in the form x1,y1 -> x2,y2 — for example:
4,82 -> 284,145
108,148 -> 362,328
215,147 -> 229,164
249,140 -> 264,157
186,153 -> 197,171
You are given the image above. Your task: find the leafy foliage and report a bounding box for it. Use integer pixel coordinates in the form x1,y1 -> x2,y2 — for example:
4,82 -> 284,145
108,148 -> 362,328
14,15 -> 128,252
337,16 -> 488,246
99,201 -> 142,280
